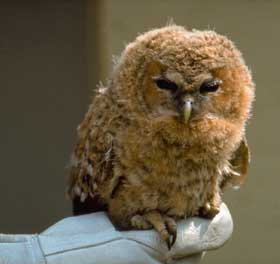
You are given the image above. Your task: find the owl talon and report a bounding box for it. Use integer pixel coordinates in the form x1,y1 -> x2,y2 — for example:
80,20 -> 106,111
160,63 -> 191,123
159,228 -> 172,249
170,232 -> 176,248
167,238 -> 172,250
160,227 -> 176,250
142,211 -> 177,250
200,203 -> 220,219
164,216 -> 177,247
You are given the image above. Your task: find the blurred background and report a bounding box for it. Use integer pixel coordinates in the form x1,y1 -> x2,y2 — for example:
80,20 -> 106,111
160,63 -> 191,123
0,1 -> 279,263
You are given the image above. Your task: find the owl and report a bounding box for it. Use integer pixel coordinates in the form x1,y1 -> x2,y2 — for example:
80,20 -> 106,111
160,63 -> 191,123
68,25 -> 255,249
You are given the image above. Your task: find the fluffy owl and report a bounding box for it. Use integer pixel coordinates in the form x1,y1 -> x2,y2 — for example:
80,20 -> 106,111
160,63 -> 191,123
68,25 -> 254,248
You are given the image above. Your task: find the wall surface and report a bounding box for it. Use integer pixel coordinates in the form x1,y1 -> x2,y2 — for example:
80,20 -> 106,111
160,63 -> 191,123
104,1 -> 280,263
0,0 -> 92,233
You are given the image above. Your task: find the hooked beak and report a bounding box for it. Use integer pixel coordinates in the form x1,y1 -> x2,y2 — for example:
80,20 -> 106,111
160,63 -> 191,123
182,99 -> 193,124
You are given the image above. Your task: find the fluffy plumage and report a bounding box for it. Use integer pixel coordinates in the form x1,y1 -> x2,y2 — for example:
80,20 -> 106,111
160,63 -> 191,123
68,25 -> 255,248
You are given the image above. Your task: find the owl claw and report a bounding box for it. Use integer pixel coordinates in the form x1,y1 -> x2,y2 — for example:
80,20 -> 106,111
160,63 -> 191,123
164,216 -> 177,248
156,216 -> 177,250
166,234 -> 176,250
166,238 -> 172,250
200,203 -> 220,219
152,215 -> 177,250
170,231 -> 177,248
159,228 -> 172,250
159,226 -> 176,250
134,211 -> 178,250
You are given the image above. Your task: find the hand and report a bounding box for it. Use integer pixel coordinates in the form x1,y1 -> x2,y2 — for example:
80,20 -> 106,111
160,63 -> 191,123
0,203 -> 233,264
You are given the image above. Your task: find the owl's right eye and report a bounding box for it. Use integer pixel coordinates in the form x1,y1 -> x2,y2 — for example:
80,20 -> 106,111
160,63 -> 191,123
153,76 -> 178,91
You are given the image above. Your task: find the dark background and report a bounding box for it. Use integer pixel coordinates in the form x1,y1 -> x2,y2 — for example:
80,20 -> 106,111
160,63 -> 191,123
0,1 -> 279,263
0,0 -> 90,232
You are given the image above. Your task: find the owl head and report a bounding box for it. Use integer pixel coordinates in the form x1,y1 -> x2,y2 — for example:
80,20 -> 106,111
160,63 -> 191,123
110,25 -> 255,164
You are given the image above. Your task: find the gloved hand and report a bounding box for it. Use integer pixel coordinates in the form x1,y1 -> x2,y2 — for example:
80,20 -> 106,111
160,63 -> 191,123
0,203 -> 233,264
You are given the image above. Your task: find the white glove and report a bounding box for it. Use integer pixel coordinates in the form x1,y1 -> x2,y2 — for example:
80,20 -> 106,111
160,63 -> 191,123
0,203 -> 233,264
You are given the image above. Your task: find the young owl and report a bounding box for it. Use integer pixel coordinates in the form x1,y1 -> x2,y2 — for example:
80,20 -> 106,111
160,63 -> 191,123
68,25 -> 255,248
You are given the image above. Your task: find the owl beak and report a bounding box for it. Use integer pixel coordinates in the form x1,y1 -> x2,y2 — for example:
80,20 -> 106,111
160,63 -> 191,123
182,99 -> 193,124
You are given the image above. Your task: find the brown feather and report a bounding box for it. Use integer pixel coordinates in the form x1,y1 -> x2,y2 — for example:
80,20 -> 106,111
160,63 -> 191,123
67,26 -> 255,242
221,138 -> 250,189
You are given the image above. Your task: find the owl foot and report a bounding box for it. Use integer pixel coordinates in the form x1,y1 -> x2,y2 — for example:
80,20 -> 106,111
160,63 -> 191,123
136,210 -> 177,250
200,202 -> 220,219
131,214 -> 153,229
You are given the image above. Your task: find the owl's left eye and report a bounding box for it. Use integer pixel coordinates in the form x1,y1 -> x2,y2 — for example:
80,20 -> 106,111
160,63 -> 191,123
200,78 -> 222,94
153,76 -> 178,91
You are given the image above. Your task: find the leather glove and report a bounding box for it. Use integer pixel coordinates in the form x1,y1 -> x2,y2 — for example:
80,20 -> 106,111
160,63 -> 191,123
0,203 -> 233,264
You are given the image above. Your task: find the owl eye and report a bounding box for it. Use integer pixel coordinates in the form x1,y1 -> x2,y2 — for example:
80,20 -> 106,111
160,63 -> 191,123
200,78 -> 222,94
153,77 -> 178,91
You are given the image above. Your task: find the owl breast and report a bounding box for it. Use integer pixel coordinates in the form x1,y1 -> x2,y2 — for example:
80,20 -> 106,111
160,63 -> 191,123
109,126 -> 222,226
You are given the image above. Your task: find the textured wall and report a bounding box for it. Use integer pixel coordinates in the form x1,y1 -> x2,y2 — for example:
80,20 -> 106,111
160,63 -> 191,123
104,1 -> 280,263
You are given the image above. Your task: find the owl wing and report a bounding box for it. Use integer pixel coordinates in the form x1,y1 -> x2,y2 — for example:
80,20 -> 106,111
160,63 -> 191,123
68,94 -> 119,214
220,137 -> 250,190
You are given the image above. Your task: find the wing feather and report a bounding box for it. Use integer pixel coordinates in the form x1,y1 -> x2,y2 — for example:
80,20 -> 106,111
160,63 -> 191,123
220,137 -> 250,189
67,90 -> 118,210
